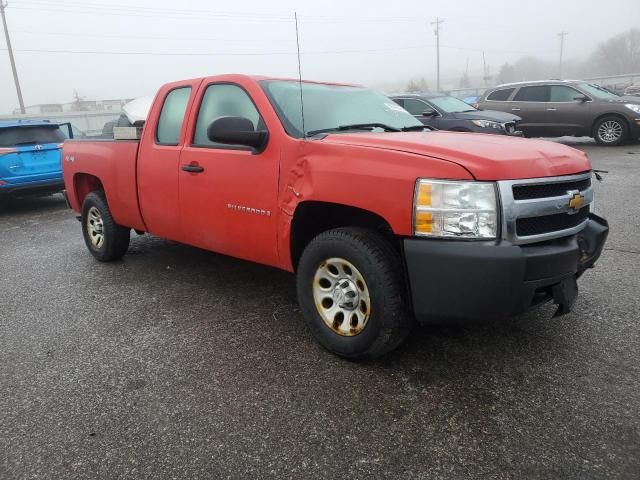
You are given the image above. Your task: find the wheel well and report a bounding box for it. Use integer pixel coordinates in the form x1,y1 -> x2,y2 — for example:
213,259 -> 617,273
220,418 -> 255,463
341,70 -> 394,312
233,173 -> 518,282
592,113 -> 630,137
73,173 -> 104,207
290,201 -> 397,270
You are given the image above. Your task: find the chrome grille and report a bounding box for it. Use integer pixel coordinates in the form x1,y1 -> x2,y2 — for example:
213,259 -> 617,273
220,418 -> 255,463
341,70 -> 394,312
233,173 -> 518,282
498,172 -> 593,245
512,177 -> 591,200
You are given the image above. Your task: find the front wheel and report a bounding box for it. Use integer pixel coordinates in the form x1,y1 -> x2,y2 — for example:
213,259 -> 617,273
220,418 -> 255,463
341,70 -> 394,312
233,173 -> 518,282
296,228 -> 413,359
593,116 -> 628,146
81,191 -> 130,262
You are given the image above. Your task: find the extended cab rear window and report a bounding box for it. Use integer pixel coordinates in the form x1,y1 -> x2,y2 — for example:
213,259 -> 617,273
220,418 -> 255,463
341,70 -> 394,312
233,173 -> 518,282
156,87 -> 192,145
0,126 -> 65,147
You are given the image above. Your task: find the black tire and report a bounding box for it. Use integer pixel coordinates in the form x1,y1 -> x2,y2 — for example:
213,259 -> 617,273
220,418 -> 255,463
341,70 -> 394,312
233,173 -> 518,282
81,191 -> 130,262
593,116 -> 628,146
296,227 -> 413,359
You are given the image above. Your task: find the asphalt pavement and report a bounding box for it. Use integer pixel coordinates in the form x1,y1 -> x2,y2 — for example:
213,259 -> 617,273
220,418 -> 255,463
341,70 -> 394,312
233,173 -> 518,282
1,140 -> 639,479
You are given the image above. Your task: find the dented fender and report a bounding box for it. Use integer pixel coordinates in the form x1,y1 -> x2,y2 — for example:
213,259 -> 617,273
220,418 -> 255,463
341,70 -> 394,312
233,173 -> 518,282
276,139 -> 473,271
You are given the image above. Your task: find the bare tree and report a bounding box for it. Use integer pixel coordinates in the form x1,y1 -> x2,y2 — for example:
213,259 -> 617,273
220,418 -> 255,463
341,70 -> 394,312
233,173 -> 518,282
406,77 -> 429,92
588,29 -> 640,76
459,71 -> 471,88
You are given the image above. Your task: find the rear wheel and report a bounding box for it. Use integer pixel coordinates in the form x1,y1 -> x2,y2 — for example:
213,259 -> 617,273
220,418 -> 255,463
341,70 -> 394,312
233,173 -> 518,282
296,227 -> 413,359
593,116 -> 628,146
81,191 -> 130,261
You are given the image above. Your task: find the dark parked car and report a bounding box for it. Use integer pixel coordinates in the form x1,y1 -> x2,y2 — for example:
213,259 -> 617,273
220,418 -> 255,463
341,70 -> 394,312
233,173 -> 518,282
478,80 -> 640,146
391,93 -> 521,135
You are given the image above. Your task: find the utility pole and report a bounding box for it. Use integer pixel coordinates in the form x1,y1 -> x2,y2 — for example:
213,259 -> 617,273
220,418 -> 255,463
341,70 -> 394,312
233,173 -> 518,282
558,31 -> 568,79
431,17 -> 444,92
1,2 -> 25,114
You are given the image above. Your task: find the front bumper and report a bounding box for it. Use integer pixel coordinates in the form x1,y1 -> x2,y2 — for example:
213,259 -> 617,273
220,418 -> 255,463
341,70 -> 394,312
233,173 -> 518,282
0,179 -> 65,197
630,117 -> 640,139
403,213 -> 608,323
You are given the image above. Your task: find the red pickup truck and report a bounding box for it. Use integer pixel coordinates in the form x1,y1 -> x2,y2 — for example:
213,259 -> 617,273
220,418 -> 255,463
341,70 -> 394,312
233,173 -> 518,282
62,74 -> 608,358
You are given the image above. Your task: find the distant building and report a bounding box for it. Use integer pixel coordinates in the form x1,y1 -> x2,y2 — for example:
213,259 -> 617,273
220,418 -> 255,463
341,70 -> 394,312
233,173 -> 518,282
12,98 -> 133,115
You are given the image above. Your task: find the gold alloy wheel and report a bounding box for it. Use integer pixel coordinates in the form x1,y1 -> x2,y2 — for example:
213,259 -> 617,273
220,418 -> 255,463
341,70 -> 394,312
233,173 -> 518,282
86,206 -> 105,248
312,257 -> 371,336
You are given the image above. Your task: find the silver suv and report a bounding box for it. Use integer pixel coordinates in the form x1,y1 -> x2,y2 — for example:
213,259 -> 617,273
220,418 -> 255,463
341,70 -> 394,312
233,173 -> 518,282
478,80 -> 640,146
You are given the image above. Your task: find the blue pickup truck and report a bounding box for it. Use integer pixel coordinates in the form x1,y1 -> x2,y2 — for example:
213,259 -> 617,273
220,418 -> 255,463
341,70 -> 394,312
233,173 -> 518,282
0,119 -> 72,198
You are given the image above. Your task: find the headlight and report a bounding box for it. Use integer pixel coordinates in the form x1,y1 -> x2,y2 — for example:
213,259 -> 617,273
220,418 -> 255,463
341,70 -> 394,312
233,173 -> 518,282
414,179 -> 498,239
471,119 -> 503,129
625,103 -> 640,114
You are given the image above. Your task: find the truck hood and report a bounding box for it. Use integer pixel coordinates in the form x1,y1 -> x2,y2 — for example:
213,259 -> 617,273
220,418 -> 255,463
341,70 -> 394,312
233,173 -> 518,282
320,131 -> 591,180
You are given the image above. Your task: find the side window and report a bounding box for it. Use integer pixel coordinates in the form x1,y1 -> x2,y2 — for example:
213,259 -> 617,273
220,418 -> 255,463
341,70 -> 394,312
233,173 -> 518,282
392,98 -> 404,108
550,85 -> 582,102
486,88 -> 515,101
193,84 -> 263,147
403,99 -> 430,115
156,87 -> 191,145
513,86 -> 549,102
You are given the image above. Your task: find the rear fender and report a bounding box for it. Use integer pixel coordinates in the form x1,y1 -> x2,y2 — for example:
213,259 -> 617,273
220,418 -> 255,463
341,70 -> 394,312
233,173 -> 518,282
73,173 -> 104,210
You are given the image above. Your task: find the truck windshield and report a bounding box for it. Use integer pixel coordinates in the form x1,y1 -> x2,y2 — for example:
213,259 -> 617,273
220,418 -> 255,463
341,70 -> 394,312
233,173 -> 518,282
0,126 -> 65,147
261,80 -> 423,138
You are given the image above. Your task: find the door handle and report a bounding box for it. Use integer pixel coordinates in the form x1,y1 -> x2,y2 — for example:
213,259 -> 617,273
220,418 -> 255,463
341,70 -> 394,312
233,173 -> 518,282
181,164 -> 204,173
511,108 -> 521,111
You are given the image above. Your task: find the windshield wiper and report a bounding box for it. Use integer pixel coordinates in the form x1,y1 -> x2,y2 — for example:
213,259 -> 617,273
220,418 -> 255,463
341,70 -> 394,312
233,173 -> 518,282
307,123 -> 401,136
400,125 -> 435,132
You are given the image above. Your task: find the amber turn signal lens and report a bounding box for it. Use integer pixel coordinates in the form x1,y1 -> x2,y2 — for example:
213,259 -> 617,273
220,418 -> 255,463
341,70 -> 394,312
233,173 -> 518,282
417,183 -> 432,207
415,211 -> 433,233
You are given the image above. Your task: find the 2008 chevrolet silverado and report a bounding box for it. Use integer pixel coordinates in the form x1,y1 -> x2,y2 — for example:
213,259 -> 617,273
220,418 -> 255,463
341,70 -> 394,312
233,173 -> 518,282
62,74 -> 608,359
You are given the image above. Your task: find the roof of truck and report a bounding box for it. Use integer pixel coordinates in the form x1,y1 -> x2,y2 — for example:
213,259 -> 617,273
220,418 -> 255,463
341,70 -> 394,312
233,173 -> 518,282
0,119 -> 55,128
170,74 -> 360,88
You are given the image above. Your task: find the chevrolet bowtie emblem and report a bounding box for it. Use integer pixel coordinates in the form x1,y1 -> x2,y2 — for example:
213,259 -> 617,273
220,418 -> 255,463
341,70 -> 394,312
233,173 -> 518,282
568,192 -> 585,212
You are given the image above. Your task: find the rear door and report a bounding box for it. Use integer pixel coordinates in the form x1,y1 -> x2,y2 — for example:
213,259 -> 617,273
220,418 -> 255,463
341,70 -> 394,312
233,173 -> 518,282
510,85 -> 550,137
138,82 -> 198,240
0,125 -> 64,185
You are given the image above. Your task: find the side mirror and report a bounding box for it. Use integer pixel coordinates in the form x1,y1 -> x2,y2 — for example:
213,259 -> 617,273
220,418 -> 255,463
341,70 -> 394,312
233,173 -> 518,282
421,109 -> 438,117
574,95 -> 588,102
207,116 -> 268,152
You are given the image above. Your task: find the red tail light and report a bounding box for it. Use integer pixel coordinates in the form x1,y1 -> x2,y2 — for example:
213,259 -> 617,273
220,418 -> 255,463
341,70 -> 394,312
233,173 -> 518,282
0,148 -> 18,156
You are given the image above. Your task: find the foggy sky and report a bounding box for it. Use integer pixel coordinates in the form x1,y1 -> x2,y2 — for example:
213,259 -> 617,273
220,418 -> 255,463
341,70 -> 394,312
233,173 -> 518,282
1,0 -> 639,113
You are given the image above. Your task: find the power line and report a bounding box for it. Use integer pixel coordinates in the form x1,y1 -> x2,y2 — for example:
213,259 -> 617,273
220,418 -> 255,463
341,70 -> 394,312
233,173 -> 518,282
12,29 -> 293,44
0,44 -> 439,57
15,0 -> 427,24
9,29 -> 548,56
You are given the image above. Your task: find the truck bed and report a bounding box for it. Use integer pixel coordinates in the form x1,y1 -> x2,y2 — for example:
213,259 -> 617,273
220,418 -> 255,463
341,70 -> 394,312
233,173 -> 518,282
62,139 -> 146,231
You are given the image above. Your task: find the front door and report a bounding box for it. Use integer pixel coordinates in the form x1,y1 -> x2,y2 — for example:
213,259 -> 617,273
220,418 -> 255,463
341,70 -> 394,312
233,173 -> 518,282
546,85 -> 592,136
396,98 -> 439,128
178,82 -> 280,267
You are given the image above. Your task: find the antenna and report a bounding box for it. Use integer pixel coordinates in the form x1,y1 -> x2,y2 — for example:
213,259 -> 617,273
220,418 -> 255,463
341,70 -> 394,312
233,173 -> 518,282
294,12 -> 306,138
